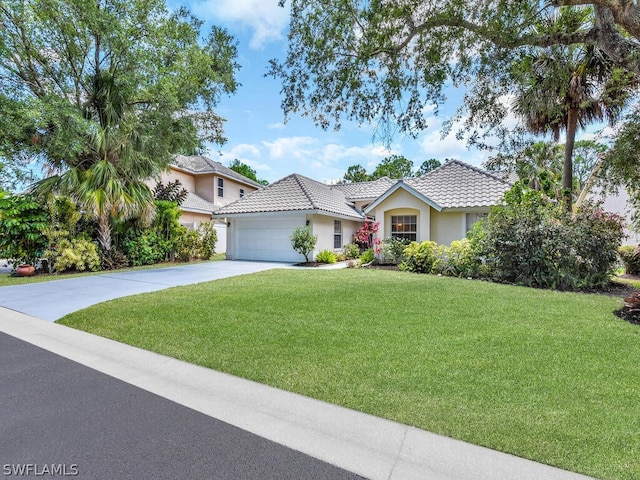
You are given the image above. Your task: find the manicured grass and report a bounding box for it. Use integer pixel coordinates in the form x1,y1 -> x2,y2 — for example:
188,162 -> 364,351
0,254 -> 226,287
59,269 -> 639,480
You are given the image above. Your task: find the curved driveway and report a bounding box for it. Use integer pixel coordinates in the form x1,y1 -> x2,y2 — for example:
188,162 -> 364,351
0,260 -> 289,321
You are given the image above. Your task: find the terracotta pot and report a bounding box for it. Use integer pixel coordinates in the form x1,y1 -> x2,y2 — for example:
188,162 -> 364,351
15,264 -> 35,277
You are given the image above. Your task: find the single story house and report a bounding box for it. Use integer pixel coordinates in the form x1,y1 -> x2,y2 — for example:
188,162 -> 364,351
158,155 -> 264,252
214,160 -> 512,262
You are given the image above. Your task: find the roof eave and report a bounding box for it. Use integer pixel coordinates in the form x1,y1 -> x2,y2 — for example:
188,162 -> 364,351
364,181 -> 443,214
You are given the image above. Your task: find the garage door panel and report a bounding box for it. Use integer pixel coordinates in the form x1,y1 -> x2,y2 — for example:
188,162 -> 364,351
235,216 -> 306,262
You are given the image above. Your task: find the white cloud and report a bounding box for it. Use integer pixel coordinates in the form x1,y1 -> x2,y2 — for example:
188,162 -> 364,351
211,135 -> 403,183
193,0 -> 290,49
267,122 -> 286,130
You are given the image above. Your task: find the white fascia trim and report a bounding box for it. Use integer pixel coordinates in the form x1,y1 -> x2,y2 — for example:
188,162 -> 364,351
213,209 -> 364,221
363,181 -> 443,214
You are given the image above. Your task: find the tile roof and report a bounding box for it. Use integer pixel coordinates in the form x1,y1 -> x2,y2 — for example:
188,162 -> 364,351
214,174 -> 364,219
333,177 -> 397,200
171,154 -> 263,188
405,160 -> 511,208
181,192 -> 216,214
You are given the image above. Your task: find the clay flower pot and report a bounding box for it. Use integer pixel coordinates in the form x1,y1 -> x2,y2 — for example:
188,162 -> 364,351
15,264 -> 35,277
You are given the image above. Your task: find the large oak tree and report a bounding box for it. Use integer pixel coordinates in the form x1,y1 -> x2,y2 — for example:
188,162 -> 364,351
0,0 -> 239,250
271,1 -> 639,140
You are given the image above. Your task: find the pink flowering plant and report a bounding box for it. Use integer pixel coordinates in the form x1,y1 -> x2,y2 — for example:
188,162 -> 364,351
353,221 -> 382,254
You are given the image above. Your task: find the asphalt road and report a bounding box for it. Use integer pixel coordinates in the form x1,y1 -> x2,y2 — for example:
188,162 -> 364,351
0,332 -> 364,480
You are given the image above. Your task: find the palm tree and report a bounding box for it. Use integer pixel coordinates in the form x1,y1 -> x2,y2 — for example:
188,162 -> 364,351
513,15 -> 638,210
35,72 -> 162,252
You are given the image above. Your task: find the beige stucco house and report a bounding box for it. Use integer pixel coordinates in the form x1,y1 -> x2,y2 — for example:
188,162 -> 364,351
158,155 -> 263,252
214,160 -> 512,262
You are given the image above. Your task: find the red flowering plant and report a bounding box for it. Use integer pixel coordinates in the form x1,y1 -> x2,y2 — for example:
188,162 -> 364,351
353,221 -> 382,254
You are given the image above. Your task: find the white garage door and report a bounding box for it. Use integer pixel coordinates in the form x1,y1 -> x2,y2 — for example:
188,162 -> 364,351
234,216 -> 306,262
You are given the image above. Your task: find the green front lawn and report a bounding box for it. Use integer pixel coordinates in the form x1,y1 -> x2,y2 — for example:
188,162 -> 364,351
59,269 -> 639,480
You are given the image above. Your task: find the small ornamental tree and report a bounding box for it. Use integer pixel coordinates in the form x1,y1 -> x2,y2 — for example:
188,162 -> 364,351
354,221 -> 381,254
290,225 -> 317,262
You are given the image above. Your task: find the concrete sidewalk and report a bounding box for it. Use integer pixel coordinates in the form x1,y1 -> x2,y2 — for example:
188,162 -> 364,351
0,307 -> 596,480
0,260 -> 290,321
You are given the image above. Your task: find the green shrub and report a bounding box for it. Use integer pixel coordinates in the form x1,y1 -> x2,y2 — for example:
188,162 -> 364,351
197,222 -> 217,260
480,185 -> 624,290
53,238 -> 101,272
381,237 -> 409,264
359,248 -> 375,264
175,229 -> 201,262
432,239 -> 480,277
399,241 -> 437,273
316,249 -> 337,263
123,231 -> 167,266
343,243 -> 360,260
290,225 -> 317,262
173,222 -> 218,262
0,193 -> 48,266
619,246 -> 640,275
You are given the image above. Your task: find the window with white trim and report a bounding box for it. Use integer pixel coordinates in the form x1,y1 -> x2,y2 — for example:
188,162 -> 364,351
391,215 -> 417,242
217,178 -> 224,197
465,213 -> 488,232
334,220 -> 342,249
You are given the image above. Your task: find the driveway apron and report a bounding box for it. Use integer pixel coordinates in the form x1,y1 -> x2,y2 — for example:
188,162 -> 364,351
0,260 -> 288,321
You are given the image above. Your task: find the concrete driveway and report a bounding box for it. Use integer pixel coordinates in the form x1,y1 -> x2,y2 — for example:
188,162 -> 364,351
0,260 -> 290,321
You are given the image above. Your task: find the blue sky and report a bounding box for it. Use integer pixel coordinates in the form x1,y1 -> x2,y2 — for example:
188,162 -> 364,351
176,0 -> 603,184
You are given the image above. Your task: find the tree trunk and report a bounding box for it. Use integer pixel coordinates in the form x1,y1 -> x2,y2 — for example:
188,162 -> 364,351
562,107 -> 579,212
97,212 -> 112,252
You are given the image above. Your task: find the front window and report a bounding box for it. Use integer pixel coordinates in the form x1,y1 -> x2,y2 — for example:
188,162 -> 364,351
466,213 -> 487,232
391,215 -> 417,242
217,178 -> 224,197
334,220 -> 342,249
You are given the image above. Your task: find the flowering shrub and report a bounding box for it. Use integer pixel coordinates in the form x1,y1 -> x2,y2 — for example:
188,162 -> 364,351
354,221 -> 381,253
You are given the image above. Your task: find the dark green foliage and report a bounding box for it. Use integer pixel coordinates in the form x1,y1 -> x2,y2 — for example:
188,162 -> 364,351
478,184 -> 624,290
228,159 -> 269,185
416,159 -> 441,175
100,248 -> 129,270
371,155 -> 414,179
381,237 -> 409,265
343,165 -> 371,183
0,193 -> 48,266
618,246 -> 640,275
153,180 -> 188,205
120,200 -> 186,265
123,231 -> 167,266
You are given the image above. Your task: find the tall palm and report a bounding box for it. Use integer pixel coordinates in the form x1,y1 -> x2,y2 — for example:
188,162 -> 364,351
513,41 -> 638,210
35,72 -> 161,251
